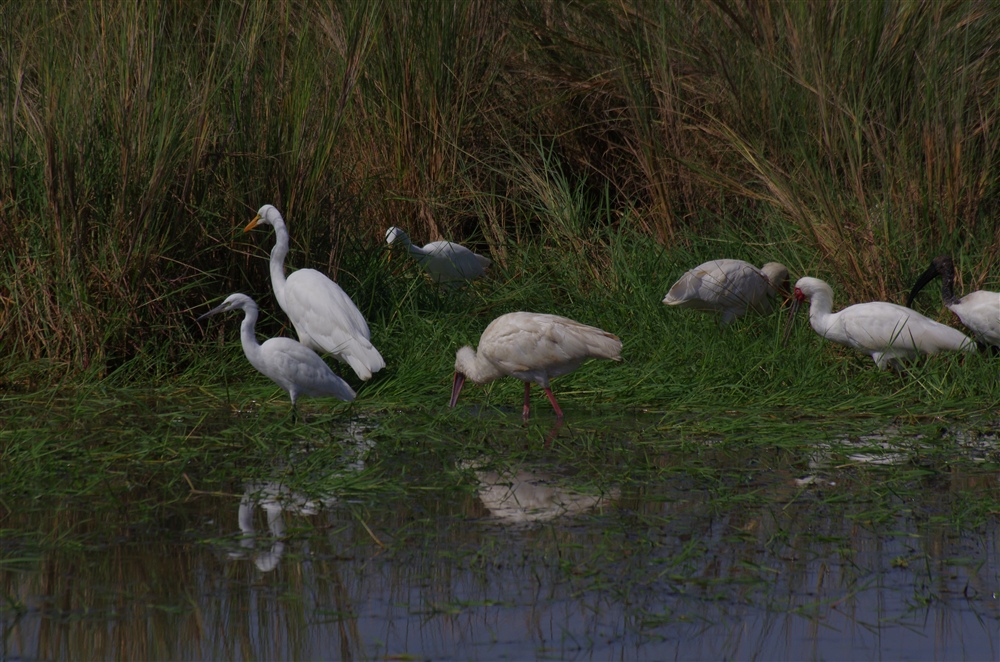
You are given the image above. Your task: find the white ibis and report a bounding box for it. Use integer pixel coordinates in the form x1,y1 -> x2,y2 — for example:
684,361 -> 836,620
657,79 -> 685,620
663,259 -> 789,325
449,312 -> 622,419
245,205 -> 385,380
785,277 -> 975,369
385,226 -> 491,285
197,294 -> 356,407
906,255 -> 1000,350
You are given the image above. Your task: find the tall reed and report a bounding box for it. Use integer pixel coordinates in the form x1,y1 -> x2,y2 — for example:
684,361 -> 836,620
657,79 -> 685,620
1,0 -> 997,381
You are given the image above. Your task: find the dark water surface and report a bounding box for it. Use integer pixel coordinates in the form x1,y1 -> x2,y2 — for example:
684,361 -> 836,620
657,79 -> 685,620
2,401 -> 998,660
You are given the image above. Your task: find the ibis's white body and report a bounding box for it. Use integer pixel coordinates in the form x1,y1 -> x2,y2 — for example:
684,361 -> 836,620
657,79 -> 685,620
247,205 -> 385,380
386,226 -> 491,285
450,312 -> 622,418
907,255 -> 1000,348
663,259 -> 789,325
949,290 -> 1000,348
198,293 -> 356,406
793,277 -> 975,369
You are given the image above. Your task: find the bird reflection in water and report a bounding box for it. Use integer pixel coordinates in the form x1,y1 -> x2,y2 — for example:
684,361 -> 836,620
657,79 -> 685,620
229,482 -> 333,572
462,459 -> 618,524
229,428 -> 373,571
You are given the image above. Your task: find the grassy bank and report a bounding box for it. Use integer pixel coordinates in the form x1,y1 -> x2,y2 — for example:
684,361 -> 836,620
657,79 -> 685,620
1,0 -> 998,403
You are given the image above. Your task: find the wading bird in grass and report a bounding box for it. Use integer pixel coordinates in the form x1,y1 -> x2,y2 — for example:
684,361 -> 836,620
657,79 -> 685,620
197,294 -> 356,409
784,277 -> 976,369
449,312 -> 622,420
663,259 -> 790,326
245,205 -> 385,380
385,226 -> 491,285
906,255 -> 1000,352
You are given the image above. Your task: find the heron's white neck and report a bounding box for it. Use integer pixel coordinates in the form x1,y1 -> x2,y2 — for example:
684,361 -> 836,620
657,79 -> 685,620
455,346 -> 504,385
267,219 -> 291,309
238,301 -> 264,366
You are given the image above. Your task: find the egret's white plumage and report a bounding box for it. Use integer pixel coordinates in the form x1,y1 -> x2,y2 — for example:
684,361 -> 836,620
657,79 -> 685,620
246,205 -> 384,380
449,312 -> 622,419
197,293 -> 356,406
906,255 -> 1000,349
663,259 -> 790,325
385,226 -> 491,285
787,277 -> 975,369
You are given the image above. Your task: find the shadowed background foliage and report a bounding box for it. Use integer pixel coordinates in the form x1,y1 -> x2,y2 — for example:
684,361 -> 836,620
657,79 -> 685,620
2,0 -> 998,382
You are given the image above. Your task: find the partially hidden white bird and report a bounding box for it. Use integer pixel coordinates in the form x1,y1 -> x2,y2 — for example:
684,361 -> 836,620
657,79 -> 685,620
245,205 -> 385,380
906,255 -> 1000,350
385,226 -> 491,285
449,312 -> 622,419
663,259 -> 789,325
197,293 -> 356,407
785,277 -> 975,369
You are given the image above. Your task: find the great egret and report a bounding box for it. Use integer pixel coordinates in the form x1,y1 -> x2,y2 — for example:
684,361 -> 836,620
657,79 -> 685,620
449,312 -> 622,419
663,259 -> 789,325
784,277 -> 975,369
245,205 -> 385,380
385,226 -> 491,285
197,293 -> 356,407
906,255 -> 1000,350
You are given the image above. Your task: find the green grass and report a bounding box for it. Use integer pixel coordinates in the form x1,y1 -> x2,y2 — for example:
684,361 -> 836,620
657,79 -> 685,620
2,0 -> 999,385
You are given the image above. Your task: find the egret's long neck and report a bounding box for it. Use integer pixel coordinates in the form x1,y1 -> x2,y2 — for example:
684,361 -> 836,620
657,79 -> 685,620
268,220 -> 290,309
397,233 -> 428,258
456,346 -> 504,385
407,242 -> 429,258
806,286 -> 836,335
239,303 -> 264,366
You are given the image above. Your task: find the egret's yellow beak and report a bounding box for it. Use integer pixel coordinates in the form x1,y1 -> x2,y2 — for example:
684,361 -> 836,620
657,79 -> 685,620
244,214 -> 261,232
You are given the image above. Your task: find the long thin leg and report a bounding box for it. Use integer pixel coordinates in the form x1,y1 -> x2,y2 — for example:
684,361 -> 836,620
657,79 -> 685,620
543,387 -> 564,418
522,382 -> 532,420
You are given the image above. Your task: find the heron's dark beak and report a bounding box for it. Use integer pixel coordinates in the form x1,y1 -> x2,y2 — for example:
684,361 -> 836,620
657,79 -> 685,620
781,290 -> 804,346
449,372 -> 466,408
244,214 -> 261,232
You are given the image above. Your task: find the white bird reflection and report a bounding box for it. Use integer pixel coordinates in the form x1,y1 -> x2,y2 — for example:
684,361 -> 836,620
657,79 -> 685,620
230,425 -> 374,571
797,424 -> 999,486
462,460 -> 618,524
230,482 -> 335,571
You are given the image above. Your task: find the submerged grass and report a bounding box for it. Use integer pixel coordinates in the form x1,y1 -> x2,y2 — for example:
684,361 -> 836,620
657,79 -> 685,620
3,382 -> 997,659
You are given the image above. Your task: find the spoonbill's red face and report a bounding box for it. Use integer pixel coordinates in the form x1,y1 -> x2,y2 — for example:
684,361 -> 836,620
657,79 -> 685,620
793,287 -> 807,303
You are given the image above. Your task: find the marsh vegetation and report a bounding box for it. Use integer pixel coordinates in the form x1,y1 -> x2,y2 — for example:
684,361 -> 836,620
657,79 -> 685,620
1,1 -> 998,659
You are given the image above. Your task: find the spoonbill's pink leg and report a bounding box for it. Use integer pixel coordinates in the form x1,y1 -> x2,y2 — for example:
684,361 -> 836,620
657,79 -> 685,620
544,387 -> 564,418
522,382 -> 532,420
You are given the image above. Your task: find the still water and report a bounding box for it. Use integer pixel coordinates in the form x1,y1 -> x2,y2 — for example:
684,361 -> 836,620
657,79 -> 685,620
2,401 -> 998,660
